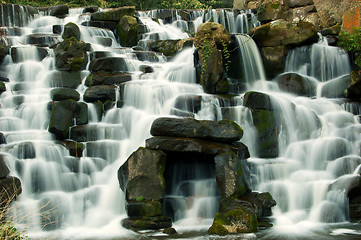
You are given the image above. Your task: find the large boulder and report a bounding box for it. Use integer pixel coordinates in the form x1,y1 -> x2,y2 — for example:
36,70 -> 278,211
249,19 -> 318,48
274,72 -> 318,97
150,117 -> 243,143
320,74 -> 351,98
50,88 -> 80,101
0,155 -> 10,179
259,46 -> 290,79
215,151 -> 251,198
345,71 -> 361,100
48,71 -> 82,88
208,206 -> 258,235
90,6 -> 136,22
50,5 -> 69,18
83,85 -> 117,103
62,22 -> 81,41
48,100 -> 77,139
149,39 -> 193,57
146,136 -> 239,156
116,15 -> 139,47
88,57 -> 128,73
194,22 -> 231,94
118,147 -> 166,201
54,38 -> 88,71
257,0 -> 289,23
85,72 -> 132,87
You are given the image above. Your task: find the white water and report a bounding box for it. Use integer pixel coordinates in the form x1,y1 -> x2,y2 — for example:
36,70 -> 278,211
0,5 -> 360,240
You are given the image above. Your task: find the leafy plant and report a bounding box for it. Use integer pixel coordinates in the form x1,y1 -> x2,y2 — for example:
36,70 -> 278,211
338,27 -> 361,70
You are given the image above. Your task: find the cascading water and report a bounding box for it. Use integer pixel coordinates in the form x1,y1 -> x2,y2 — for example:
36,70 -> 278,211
0,5 -> 360,240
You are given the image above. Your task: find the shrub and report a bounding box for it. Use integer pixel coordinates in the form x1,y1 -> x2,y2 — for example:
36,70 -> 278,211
338,27 -> 361,70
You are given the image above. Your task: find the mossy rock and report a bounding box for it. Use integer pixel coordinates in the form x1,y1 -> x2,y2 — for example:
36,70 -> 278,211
194,22 -> 231,49
54,37 -> 88,71
62,22 -> 81,41
149,38 -> 193,57
209,207 -> 258,235
50,88 -> 80,101
90,6 -> 136,22
48,100 -> 77,140
126,200 -> 162,217
116,15 -> 139,47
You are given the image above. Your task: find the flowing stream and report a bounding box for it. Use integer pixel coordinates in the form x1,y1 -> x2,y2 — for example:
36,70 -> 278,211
0,5 -> 360,240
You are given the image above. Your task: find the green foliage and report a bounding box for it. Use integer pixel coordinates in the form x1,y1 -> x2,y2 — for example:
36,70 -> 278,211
338,28 -> 361,70
0,221 -> 27,240
160,0 -> 206,9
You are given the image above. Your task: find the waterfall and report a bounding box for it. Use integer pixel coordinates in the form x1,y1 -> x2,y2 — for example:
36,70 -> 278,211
0,4 -> 360,240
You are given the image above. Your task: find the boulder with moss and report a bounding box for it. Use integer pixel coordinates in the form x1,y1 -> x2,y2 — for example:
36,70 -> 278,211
116,15 -> 139,47
194,22 -> 231,94
62,22 -> 81,41
90,6 -> 136,22
54,37 -> 88,71
149,38 -> 193,57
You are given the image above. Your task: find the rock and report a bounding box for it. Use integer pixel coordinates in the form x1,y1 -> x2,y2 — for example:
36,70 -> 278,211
149,38 -> 193,57
121,216 -> 172,231
251,109 -> 279,158
85,72 -> 132,86
320,74 -> 351,98
58,140 -> 84,157
50,4 -> 69,18
24,33 -> 60,46
62,22 -> 80,41
48,100 -> 77,140
163,227 -> 177,235
260,46 -> 290,79
150,117 -> 243,143
10,46 -> 48,63
89,57 -> 128,73
0,45 -> 9,63
0,155 -> 10,179
0,176 -> 22,219
82,6 -> 99,13
238,192 -> 277,218
81,21 -> 117,31
70,125 -> 98,142
83,85 -> 117,103
257,0 -> 289,23
139,65 -> 153,73
74,102 -> 88,125
126,200 -> 162,217
0,132 -> 6,144
118,147 -> 166,201
117,15 -> 139,47
233,0 -> 247,9
329,175 -> 361,198
345,71 -> 361,100
48,71 -> 82,88
54,38 -> 88,71
90,6 -> 136,22
249,19 -> 318,47
313,0 -> 354,29
146,136 -> 236,155
194,22 -> 231,94
274,72 -> 318,97
50,88 -> 80,101
243,91 -> 274,111
208,206 -> 258,235
289,0 -> 314,8
94,36 -> 112,47
134,51 -> 163,62
215,151 -> 251,198
4,141 -> 36,159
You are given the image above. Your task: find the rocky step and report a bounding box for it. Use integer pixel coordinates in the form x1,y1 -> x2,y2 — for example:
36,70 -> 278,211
23,33 -> 61,46
70,124 -> 128,142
